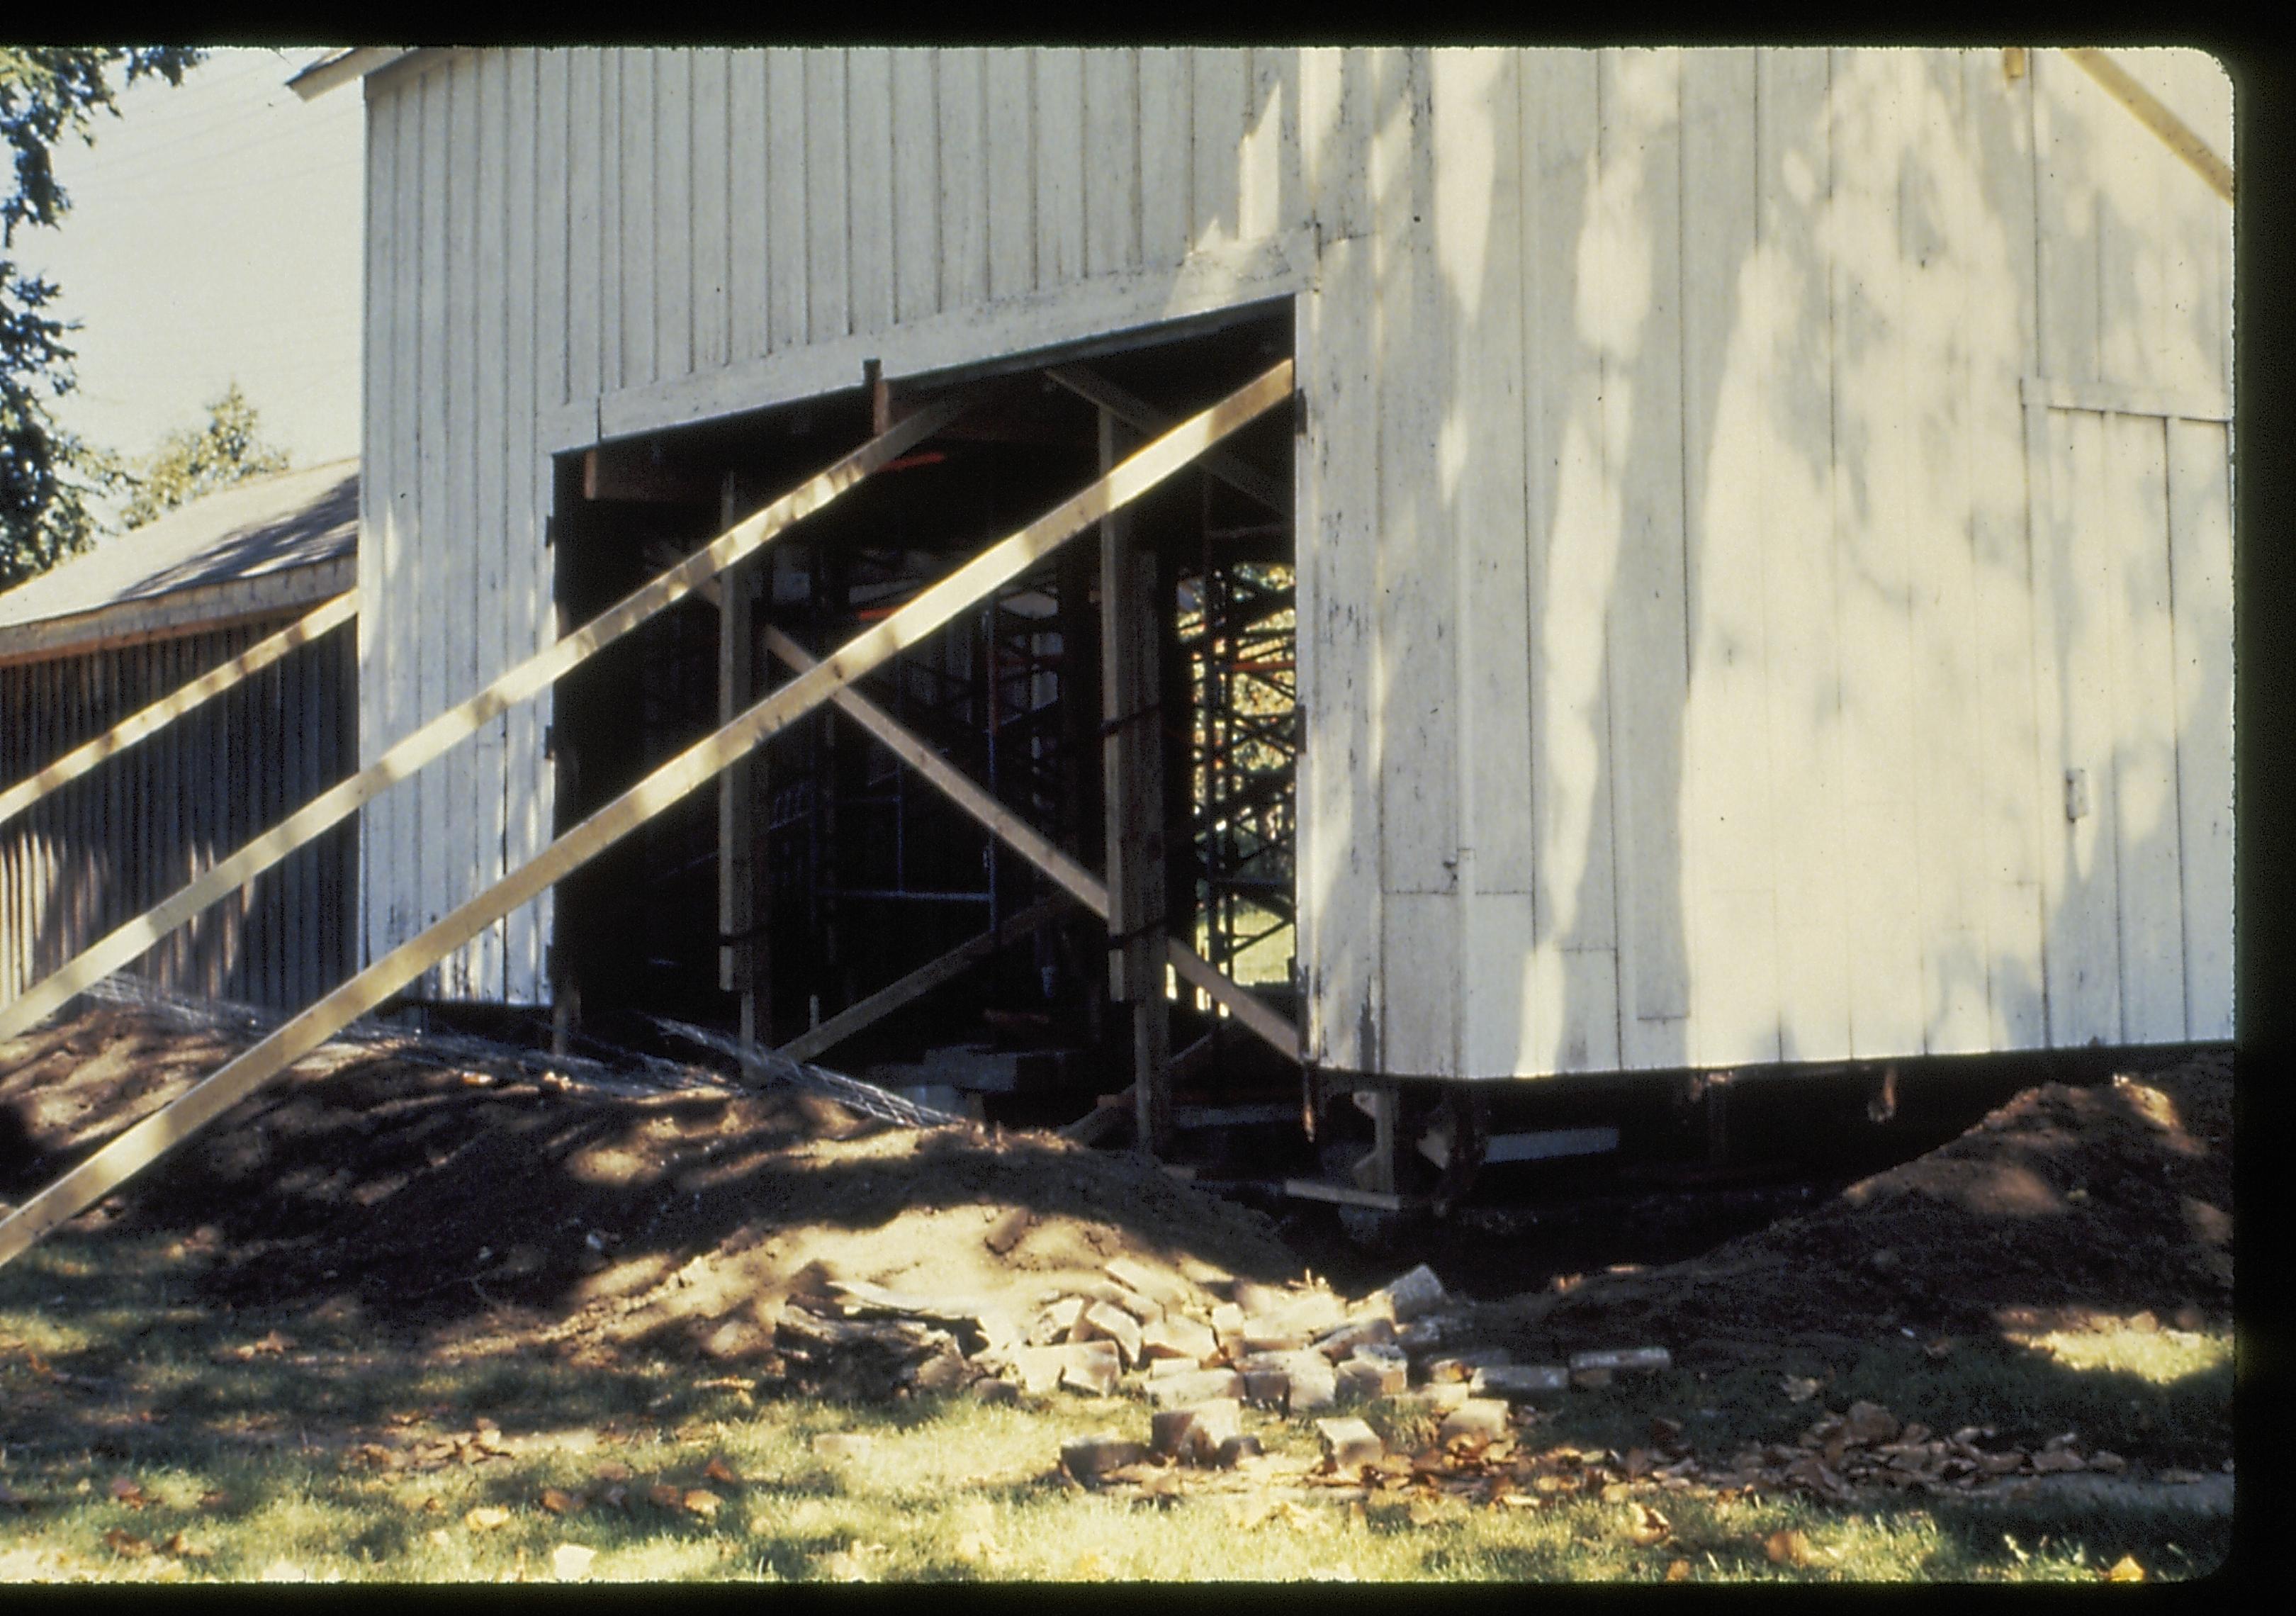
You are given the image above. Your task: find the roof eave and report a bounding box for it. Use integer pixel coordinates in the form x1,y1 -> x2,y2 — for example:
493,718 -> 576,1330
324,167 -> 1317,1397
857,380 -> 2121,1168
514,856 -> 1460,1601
288,47 -> 414,101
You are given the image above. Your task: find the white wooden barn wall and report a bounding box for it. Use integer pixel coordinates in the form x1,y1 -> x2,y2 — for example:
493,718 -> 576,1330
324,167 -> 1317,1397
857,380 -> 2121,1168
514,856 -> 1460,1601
355,47 -> 2233,1076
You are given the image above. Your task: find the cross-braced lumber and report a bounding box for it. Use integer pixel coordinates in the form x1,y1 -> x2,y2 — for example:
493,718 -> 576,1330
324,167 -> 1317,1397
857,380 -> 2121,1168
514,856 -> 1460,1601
2061,48 -> 2234,205
0,398 -> 966,1040
0,359 -> 1292,1270
761,628 -> 1299,1062
0,591 -> 357,829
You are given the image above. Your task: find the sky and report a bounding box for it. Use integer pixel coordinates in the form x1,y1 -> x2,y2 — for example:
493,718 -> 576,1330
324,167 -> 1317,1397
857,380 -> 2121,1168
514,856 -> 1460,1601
18,47 -> 365,476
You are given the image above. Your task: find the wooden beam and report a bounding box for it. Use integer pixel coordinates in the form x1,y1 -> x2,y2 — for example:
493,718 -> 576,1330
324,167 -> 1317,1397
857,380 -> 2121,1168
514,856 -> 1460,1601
0,397 -> 965,1041
2062,47 -> 2234,206
0,359 -> 1294,1271
0,591 -> 356,829
1047,364 -> 1291,515
581,441 -> 724,503
760,627 -> 1300,1062
717,473 -> 765,1045
775,894 -> 1067,1065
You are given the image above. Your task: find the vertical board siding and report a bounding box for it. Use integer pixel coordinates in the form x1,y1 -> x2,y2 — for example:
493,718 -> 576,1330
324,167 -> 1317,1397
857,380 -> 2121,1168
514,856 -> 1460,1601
0,623 -> 356,1013
347,47 -> 2231,1075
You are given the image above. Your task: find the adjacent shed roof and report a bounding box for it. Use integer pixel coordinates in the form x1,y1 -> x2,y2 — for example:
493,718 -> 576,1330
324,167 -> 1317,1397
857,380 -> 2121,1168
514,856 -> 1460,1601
0,460 -> 358,666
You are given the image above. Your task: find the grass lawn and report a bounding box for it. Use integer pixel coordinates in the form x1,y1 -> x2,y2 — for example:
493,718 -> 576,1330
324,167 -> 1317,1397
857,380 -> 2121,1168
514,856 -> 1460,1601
0,1225 -> 2232,1583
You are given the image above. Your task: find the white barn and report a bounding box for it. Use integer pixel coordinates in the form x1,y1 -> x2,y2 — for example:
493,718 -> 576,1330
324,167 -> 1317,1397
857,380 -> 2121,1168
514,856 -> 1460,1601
318,45 -> 2232,1087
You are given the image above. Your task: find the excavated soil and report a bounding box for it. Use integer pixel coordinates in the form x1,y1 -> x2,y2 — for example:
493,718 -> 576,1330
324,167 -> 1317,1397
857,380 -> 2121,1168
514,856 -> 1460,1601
0,1001 -> 1299,1359
1474,1051 -> 2234,1359
0,1001 -> 2234,1371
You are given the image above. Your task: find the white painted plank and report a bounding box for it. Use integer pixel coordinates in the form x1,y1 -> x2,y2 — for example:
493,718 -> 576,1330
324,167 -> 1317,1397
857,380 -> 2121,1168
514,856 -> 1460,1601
1431,50 -> 1531,1077
1677,47 -> 1781,1070
1960,45 -> 2049,1049
445,53 -> 483,996
506,48 -> 545,1003
654,48 -> 694,385
357,80 -> 396,971
984,49 -> 1032,302
692,47 -> 731,374
765,49 -> 808,352
1372,49 -> 1458,1077
1594,48 -> 1691,1069
890,48 -> 940,325
2104,412 -> 2186,1043
1897,51 -> 1988,1055
1193,47 -> 1247,252
2088,48 -> 2166,394
728,50 -> 768,363
414,62 -> 452,989
1238,47 -> 1288,247
2048,408 -> 2125,1045
1034,47 -> 1086,291
845,46 -> 896,337
2166,417 -> 2232,1040
935,48 -> 987,313
1747,47 -> 1850,1065
805,50 -> 849,342
1138,47 -> 1192,266
383,80 -> 424,964
621,50 -> 657,389
473,50 -> 510,997
2033,49 -> 2101,384
1828,50 -> 1925,1059
1084,48 -> 1139,279
1293,67 -> 1378,1072
1519,46 -> 1620,1074
564,48 -> 602,408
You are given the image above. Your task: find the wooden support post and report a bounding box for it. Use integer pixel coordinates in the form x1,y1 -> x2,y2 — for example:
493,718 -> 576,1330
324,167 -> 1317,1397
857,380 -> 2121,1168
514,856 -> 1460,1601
0,591 -> 357,829
761,625 -> 1300,1063
0,397 -> 966,1042
718,472 -> 767,1048
1101,408 -> 1171,1157
1351,1087 -> 1400,1196
0,359 -> 1295,1272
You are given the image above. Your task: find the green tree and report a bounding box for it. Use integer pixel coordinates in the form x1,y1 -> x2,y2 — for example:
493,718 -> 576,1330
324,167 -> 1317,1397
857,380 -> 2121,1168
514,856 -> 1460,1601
113,381 -> 291,531
1,46 -> 203,589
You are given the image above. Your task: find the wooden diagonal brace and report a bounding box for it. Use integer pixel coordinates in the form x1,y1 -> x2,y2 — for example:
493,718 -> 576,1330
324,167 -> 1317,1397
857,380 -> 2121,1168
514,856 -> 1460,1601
0,590 -> 357,829
762,627 -> 1300,1062
2062,47 -> 2234,206
0,358 -> 1293,1271
0,396 -> 967,1040
1045,364 -> 1292,516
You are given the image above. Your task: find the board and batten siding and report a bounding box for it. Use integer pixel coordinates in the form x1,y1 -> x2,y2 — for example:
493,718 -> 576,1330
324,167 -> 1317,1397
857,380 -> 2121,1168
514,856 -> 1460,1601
355,47 -> 2232,1073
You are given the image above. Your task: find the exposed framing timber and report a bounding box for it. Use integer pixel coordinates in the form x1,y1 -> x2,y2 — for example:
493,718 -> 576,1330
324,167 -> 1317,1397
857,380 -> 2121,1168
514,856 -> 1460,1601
774,894 -> 1068,1065
1045,364 -> 1291,515
760,627 -> 1300,1061
0,359 -> 1293,1270
2061,47 -> 2234,205
0,398 -> 965,1041
0,591 -> 356,829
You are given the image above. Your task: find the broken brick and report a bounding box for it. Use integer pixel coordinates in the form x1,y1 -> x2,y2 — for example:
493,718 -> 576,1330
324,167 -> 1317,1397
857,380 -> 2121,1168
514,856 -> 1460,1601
1426,1348 -> 1512,1384
1147,1369 -> 1244,1408
1470,1364 -> 1568,1399
1140,1313 -> 1219,1364
1152,1398 -> 1243,1465
1371,1264 -> 1448,1323
1061,1435 -> 1147,1483
1059,1340 -> 1124,1396
1337,1356 -> 1407,1401
1439,1398 -> 1511,1451
1316,1417 -> 1385,1471
1074,1301 -> 1145,1367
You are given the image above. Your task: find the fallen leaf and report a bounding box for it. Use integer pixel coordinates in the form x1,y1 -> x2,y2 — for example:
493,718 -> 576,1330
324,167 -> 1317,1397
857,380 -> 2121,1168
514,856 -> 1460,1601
103,1527 -> 150,1556
704,1457 -> 740,1485
594,1461 -> 633,1483
540,1488 -> 580,1515
465,1506 -> 512,1531
648,1483 -> 685,1510
108,1474 -> 147,1506
1666,1559 -> 1692,1582
682,1488 -> 722,1520
1623,1501 -> 1671,1547
1764,1529 -> 1812,1567
2104,1554 -> 2145,1583
162,1532 -> 210,1561
552,1544 -> 597,1582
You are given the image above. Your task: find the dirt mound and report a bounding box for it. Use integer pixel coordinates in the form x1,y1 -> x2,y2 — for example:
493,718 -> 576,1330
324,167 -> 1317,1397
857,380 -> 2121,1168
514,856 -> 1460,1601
0,999 -> 1300,1360
1476,1050 -> 2233,1357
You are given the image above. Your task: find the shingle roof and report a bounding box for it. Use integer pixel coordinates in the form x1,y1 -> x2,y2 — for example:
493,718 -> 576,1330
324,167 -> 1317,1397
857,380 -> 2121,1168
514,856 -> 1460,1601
0,460 -> 357,646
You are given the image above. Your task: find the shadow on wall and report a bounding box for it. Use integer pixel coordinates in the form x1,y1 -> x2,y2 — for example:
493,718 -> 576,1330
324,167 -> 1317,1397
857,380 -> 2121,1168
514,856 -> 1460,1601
1299,47 -> 2229,1082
